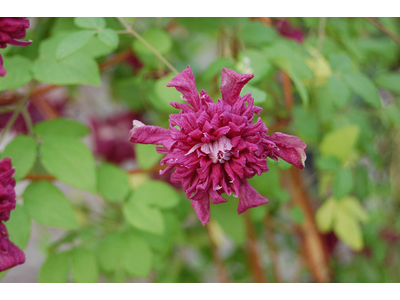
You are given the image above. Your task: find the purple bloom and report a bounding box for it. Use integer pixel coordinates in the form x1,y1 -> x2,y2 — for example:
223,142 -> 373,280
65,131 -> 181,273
274,19 -> 304,44
90,112 -> 140,164
0,17 -> 32,77
0,157 -> 25,272
129,66 -> 306,225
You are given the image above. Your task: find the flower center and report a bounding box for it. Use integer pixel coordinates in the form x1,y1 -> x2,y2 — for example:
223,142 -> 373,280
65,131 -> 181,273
201,136 -> 233,164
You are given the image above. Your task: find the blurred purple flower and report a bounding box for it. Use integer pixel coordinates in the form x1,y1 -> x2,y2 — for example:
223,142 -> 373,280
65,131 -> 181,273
0,157 -> 25,272
91,112 -> 140,164
129,66 -> 306,225
0,17 -> 32,77
274,19 -> 304,43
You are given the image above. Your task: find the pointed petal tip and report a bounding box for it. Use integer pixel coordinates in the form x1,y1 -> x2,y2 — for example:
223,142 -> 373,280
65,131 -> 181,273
237,180 -> 268,214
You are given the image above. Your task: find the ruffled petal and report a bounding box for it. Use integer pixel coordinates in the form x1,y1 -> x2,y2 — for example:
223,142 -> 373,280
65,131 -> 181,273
129,120 -> 174,150
237,180 -> 268,214
8,39 -> 32,47
167,66 -> 200,110
0,223 -> 25,272
190,196 -> 210,226
220,68 -> 254,106
0,54 -> 6,77
264,132 -> 307,169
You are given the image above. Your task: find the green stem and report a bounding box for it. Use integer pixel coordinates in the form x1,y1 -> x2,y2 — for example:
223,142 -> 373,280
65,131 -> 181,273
0,84 -> 35,143
21,106 -> 34,136
117,17 -> 179,75
317,17 -> 327,53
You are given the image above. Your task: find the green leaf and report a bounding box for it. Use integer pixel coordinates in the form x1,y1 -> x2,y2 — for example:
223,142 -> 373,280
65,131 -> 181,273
212,197 -> 245,245
1,135 -> 36,181
334,206 -> 364,251
97,232 -> 125,272
5,204 -> 31,250
71,248 -> 99,283
133,28 -> 172,56
122,233 -> 153,278
329,53 -> 353,73
290,206 -> 305,225
33,53 -> 100,86
97,163 -> 130,202
202,57 -> 235,81
74,17 -> 106,30
135,143 -> 164,170
240,85 -> 268,104
328,76 -> 351,109
130,180 -> 180,209
153,73 -> 184,113
34,118 -> 89,138
316,156 -> 341,171
39,252 -> 70,283
240,22 -> 277,47
23,181 -> 79,229
343,72 -> 381,107
316,197 -> 337,233
289,70 -> 309,106
375,72 -> 400,93
0,56 -> 32,91
237,49 -> 272,83
333,168 -> 353,200
40,135 -> 97,192
98,28 -> 119,49
320,125 -> 360,163
56,30 -> 96,60
123,195 -> 165,235
339,196 -> 368,223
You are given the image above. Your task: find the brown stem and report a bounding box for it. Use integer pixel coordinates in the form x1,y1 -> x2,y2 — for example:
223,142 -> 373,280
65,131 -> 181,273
243,212 -> 267,283
364,17 -> 400,47
280,70 -> 294,113
285,167 -> 332,282
263,215 -> 283,283
205,220 -> 230,283
31,96 -> 59,119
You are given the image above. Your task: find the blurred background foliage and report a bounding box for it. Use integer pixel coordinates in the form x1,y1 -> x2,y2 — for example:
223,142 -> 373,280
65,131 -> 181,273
0,17 -> 400,283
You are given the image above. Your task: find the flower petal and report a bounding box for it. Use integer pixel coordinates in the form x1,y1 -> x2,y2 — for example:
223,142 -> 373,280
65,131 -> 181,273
167,65 -> 200,110
0,223 -> 25,272
129,120 -> 174,150
265,132 -> 307,169
237,180 -> 268,214
190,196 -> 210,226
220,68 -> 254,106
0,54 -> 7,77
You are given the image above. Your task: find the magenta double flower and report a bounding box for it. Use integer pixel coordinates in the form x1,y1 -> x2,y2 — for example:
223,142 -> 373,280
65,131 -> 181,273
0,158 -> 25,272
130,66 -> 306,225
0,17 -> 32,77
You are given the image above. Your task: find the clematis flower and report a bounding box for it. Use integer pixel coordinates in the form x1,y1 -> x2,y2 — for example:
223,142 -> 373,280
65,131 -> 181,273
0,17 -> 32,77
0,157 -> 25,272
129,66 -> 306,225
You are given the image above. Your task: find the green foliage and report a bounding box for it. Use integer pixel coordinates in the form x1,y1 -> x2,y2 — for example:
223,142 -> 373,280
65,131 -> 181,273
0,56 -> 32,91
333,167 -> 353,199
1,135 -> 37,181
71,248 -> 99,283
74,17 -> 106,30
56,31 -> 96,60
97,163 -> 130,202
133,28 -> 172,56
131,180 -> 180,209
39,252 -> 70,283
123,191 -> 165,235
135,143 -> 163,170
23,181 -> 79,229
5,204 -> 31,250
34,118 -> 89,138
343,72 -> 381,107
39,135 -> 97,192
98,29 -> 119,49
